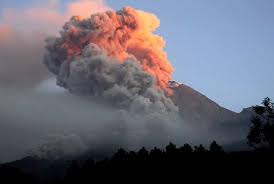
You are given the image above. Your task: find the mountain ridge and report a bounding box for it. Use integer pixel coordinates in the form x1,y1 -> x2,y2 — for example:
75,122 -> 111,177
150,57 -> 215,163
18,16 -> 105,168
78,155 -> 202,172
170,81 -> 252,147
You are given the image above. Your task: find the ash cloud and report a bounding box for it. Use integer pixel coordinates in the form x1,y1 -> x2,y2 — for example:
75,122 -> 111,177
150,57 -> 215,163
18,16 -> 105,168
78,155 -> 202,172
0,4 -> 189,163
0,87 -> 186,162
45,43 -> 177,112
27,6 -> 187,161
44,6 -> 178,113
0,25 -> 49,88
44,7 -> 173,92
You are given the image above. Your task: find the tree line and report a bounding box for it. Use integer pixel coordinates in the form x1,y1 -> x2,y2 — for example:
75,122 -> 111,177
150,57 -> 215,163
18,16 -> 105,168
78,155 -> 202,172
0,97 -> 273,183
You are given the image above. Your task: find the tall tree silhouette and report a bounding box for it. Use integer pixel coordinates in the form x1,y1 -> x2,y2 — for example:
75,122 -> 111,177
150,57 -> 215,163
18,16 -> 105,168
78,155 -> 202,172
166,142 -> 177,155
179,144 -> 193,153
209,141 -> 224,153
194,144 -> 207,153
247,97 -> 274,150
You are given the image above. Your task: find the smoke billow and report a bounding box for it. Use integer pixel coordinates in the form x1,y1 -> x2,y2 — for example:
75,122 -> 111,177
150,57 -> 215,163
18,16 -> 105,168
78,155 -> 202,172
44,7 -> 174,93
44,7 -> 177,114
45,43 -> 177,113
36,7 -> 185,159
0,4 -> 188,162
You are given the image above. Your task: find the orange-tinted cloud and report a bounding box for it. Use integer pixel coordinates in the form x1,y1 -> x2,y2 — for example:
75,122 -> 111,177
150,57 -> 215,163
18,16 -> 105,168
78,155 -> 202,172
44,7 -> 174,93
0,0 -> 110,35
0,24 -> 11,41
0,0 -> 110,87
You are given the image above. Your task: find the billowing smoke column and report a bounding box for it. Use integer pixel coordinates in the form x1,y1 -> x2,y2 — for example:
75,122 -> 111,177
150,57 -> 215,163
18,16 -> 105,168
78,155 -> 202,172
44,7 -> 177,112
0,4 -> 186,163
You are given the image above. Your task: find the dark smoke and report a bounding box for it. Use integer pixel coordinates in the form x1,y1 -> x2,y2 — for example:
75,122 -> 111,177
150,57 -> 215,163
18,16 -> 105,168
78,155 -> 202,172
45,43 -> 177,112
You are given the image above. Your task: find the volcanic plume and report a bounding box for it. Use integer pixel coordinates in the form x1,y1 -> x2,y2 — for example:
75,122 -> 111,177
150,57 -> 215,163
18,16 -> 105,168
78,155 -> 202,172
0,3 -> 188,162
44,7 -> 177,112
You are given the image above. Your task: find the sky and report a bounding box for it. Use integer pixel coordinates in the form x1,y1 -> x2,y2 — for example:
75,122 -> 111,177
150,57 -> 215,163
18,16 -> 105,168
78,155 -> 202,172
0,0 -> 273,112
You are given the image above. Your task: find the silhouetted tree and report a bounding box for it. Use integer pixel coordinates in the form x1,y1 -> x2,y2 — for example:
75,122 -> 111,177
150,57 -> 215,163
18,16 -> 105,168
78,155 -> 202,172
150,147 -> 163,158
194,144 -> 207,153
247,97 -> 274,150
166,142 -> 177,155
179,144 -> 193,153
209,141 -> 224,153
138,147 -> 149,159
128,151 -> 137,160
113,148 -> 128,161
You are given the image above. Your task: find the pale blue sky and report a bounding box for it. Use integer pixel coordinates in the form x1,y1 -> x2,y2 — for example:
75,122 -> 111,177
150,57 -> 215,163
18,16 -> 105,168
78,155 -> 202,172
1,0 -> 273,112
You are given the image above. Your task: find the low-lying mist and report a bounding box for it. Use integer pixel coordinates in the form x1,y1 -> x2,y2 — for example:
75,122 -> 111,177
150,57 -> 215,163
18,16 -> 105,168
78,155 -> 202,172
0,81 -> 190,163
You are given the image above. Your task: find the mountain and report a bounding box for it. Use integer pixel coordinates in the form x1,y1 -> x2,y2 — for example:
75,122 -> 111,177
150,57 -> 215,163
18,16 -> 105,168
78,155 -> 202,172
169,81 -> 253,149
0,82 -> 254,167
0,82 -> 255,181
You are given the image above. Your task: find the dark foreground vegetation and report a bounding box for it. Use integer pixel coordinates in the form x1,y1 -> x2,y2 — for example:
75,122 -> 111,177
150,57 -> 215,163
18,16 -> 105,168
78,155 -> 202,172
1,98 -> 273,183
1,141 -> 274,183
